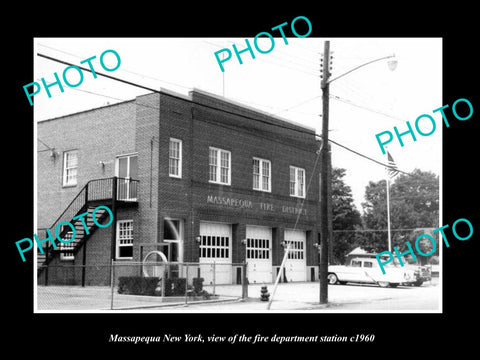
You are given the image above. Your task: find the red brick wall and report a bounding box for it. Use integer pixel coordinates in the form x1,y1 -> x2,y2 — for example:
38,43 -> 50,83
37,89 -> 321,282
155,90 -> 321,267
37,101 -> 136,229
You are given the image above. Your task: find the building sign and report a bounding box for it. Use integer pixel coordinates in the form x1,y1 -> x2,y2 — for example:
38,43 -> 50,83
206,195 -> 253,209
206,195 -> 307,216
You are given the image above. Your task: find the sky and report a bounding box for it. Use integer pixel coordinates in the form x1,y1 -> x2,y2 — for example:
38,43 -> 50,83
33,37 -> 442,212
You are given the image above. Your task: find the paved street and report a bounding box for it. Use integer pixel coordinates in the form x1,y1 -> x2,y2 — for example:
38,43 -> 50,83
36,277 -> 439,312
169,277 -> 440,312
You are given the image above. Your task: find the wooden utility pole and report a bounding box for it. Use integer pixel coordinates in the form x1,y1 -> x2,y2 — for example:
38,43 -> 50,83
319,40 -> 331,304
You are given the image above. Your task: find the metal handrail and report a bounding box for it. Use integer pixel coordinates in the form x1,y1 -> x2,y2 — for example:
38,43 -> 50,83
47,177 -> 139,245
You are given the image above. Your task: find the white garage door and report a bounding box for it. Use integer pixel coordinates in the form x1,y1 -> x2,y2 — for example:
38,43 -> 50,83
199,222 -> 232,285
246,225 -> 272,284
284,229 -> 307,282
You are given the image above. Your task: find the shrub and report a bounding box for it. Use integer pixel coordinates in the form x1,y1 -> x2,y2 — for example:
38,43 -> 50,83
117,276 -> 160,296
193,277 -> 204,293
164,278 -> 187,296
118,276 -> 208,298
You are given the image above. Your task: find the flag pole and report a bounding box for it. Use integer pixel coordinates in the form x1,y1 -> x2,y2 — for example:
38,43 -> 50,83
385,149 -> 394,253
385,150 -> 400,253
386,172 -> 392,253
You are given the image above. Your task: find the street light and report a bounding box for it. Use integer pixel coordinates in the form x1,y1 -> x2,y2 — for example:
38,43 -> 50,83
388,57 -> 398,71
327,54 -> 397,84
319,41 -> 397,305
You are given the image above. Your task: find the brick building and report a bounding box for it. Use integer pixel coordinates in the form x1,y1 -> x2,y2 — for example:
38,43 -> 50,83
37,88 -> 322,285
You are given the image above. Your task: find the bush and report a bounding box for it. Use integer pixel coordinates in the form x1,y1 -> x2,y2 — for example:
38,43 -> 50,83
164,278 -> 187,296
193,277 -> 204,293
187,278 -> 212,299
117,276 -> 160,296
118,276 -> 208,298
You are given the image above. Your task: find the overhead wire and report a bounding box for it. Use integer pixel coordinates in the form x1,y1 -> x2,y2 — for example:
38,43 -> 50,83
204,38 -> 320,68
329,93 -> 406,123
333,228 -> 425,233
37,43 -> 193,92
203,39 -> 320,77
36,52 -> 409,175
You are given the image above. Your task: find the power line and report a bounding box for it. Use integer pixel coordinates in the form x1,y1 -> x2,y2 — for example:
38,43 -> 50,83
37,44 -> 193,92
273,95 -> 321,115
62,86 -> 163,112
203,40 -> 320,77
36,52 -> 409,175
332,228 -> 427,233
330,93 -> 405,122
328,138 -> 411,176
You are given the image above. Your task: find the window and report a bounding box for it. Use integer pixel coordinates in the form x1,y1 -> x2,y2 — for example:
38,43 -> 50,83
116,154 -> 138,201
63,150 -> 78,186
246,238 -> 270,259
59,226 -> 74,261
285,240 -> 304,260
352,260 -> 362,267
169,138 -> 182,178
116,220 -> 133,259
253,158 -> 271,192
363,261 -> 373,268
163,219 -> 183,262
199,235 -> 229,259
289,166 -> 305,198
209,147 -> 231,185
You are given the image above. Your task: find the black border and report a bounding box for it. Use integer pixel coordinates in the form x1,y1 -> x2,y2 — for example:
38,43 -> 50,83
7,4 -> 479,354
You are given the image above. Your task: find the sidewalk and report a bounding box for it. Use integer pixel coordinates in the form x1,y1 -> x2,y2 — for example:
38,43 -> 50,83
36,278 -> 439,312
189,279 -> 440,311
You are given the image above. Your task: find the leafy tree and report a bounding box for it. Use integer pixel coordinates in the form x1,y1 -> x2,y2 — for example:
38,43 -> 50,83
360,169 -> 439,262
331,168 -> 362,264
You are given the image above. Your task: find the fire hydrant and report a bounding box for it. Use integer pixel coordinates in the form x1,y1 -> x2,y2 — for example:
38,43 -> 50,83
260,284 -> 270,301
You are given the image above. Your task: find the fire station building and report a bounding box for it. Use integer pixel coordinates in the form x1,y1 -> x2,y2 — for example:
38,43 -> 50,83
36,88 -> 322,285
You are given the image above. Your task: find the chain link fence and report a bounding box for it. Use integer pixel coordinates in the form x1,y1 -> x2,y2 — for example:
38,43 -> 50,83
36,261 -> 247,311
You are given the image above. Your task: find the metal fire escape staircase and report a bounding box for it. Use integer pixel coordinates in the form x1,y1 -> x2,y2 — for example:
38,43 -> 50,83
37,177 -> 138,270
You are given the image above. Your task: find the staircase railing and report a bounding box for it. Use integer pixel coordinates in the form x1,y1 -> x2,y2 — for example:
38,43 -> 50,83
42,177 -> 138,257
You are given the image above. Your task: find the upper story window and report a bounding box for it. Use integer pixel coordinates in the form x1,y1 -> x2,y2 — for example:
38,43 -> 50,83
289,166 -> 305,198
209,147 -> 231,185
63,150 -> 78,187
169,138 -> 182,178
253,157 -> 271,192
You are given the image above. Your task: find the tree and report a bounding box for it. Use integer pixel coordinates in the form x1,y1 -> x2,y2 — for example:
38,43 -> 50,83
331,168 -> 362,264
360,169 -> 439,261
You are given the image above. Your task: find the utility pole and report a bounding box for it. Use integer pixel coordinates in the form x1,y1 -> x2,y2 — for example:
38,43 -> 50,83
319,40 -> 331,304
317,43 -> 396,304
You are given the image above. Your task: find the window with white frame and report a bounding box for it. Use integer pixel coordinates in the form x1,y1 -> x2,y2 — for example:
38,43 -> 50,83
169,138 -> 182,178
209,147 -> 231,185
116,220 -> 133,259
289,166 -> 305,198
63,150 -> 78,186
253,158 -> 271,192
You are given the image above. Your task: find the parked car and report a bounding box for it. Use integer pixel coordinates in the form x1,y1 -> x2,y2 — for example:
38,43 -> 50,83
328,255 -> 422,288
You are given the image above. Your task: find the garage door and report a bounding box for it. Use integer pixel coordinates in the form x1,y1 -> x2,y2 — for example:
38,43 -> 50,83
246,225 -> 272,284
284,229 -> 306,282
199,222 -> 232,285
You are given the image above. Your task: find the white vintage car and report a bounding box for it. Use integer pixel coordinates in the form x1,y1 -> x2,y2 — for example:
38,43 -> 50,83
328,256 -> 419,288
